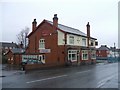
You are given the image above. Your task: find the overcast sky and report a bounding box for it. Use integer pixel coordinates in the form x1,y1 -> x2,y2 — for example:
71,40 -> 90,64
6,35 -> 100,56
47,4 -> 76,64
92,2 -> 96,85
1,0 -> 119,48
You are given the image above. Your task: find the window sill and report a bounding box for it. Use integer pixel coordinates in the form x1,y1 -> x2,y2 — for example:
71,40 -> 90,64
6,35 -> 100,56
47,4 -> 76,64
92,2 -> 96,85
71,60 -> 77,62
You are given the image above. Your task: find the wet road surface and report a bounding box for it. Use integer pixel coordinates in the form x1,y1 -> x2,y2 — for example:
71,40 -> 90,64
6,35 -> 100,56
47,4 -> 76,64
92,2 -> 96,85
2,63 -> 118,88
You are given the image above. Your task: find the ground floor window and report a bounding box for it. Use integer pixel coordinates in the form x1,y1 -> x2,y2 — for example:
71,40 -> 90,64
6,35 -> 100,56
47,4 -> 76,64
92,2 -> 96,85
91,50 -> 96,59
82,50 -> 88,60
68,50 -> 77,62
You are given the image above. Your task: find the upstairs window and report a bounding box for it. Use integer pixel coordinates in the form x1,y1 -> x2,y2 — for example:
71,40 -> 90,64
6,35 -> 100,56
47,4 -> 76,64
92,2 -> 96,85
69,36 -> 74,44
95,41 -> 98,46
91,42 -> 94,46
82,38 -> 86,46
90,40 -> 94,46
39,39 -> 45,49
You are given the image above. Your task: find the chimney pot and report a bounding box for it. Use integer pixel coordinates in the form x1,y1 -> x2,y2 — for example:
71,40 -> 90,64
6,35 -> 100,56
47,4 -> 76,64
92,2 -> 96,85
53,14 -> 58,28
34,19 -> 36,22
32,18 -> 37,31
53,14 -> 58,20
87,22 -> 90,27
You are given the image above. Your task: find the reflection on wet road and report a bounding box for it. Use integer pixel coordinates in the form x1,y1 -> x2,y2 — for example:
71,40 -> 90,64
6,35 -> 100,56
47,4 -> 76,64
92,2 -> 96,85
2,63 -> 118,88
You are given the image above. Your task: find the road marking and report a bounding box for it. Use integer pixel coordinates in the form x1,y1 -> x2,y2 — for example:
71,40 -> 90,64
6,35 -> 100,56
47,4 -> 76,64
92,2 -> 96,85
26,75 -> 68,84
96,75 -> 115,88
26,70 -> 91,84
76,70 -> 91,74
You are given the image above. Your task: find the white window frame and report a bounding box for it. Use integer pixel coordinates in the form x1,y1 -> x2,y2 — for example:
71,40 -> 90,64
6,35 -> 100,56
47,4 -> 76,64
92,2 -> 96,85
82,38 -> 86,46
69,36 -> 74,44
82,50 -> 88,60
68,50 -> 77,62
39,39 -> 45,49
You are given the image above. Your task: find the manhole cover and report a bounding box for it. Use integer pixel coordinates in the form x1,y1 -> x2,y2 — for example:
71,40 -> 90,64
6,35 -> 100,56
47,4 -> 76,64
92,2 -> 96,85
0,75 -> 6,77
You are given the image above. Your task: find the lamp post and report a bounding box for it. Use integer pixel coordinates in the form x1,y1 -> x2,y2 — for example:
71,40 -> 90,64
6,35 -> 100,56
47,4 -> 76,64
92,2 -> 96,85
114,43 -> 116,58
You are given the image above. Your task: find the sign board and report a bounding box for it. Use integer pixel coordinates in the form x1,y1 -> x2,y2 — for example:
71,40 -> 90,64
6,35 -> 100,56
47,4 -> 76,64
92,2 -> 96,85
39,49 -> 51,53
22,55 -> 45,64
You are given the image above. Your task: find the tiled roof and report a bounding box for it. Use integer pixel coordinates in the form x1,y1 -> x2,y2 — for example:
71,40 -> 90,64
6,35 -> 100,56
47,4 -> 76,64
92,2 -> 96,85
11,48 -> 25,54
28,19 -> 97,40
98,45 -> 110,51
47,20 -> 86,36
0,42 -> 17,48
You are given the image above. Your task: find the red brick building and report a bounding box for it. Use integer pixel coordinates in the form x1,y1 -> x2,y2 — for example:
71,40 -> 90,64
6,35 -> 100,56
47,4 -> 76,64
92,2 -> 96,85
5,48 -> 25,65
1,42 -> 18,54
96,45 -> 110,60
23,14 -> 98,70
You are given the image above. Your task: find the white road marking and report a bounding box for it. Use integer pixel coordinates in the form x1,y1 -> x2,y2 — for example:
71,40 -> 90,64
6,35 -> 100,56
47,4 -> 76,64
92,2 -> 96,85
26,75 -> 68,84
26,70 -> 91,84
76,70 -> 91,74
96,75 -> 115,88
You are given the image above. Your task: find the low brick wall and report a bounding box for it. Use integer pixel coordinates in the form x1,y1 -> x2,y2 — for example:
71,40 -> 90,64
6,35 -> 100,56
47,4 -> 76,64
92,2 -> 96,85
25,63 -> 65,70
80,59 -> 96,65
24,60 -> 96,70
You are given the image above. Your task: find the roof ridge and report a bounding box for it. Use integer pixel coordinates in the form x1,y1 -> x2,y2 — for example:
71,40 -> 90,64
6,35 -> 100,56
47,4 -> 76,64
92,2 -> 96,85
46,20 -> 84,33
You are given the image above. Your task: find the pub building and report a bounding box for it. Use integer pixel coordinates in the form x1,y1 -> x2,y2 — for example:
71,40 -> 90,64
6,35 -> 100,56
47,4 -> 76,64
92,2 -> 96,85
22,14 -> 98,70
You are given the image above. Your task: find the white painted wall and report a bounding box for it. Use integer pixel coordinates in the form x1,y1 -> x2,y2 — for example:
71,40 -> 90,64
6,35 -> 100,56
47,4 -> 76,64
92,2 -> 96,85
58,30 -> 65,45
58,30 -> 96,47
89,39 -> 96,47
67,34 -> 87,46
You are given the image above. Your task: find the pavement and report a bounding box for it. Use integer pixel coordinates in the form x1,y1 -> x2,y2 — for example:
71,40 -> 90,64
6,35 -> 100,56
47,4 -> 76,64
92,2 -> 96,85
1,64 -> 25,77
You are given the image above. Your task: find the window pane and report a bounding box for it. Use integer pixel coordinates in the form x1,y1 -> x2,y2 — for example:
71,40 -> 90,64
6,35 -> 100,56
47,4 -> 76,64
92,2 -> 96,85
82,50 -> 88,60
82,38 -> 86,46
39,39 -> 45,49
68,54 -> 71,60
69,36 -> 74,44
72,54 -> 76,60
68,50 -> 77,61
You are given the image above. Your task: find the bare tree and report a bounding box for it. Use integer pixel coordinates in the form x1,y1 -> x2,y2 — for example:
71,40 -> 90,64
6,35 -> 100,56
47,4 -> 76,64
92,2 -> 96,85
17,27 -> 30,48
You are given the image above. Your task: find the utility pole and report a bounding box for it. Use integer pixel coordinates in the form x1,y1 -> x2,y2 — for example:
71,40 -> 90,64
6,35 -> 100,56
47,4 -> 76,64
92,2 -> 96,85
114,43 -> 116,58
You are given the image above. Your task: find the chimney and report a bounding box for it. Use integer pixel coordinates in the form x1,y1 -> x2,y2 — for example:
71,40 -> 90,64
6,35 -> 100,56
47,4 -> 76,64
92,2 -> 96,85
53,14 -> 58,28
32,19 -> 37,31
86,22 -> 90,47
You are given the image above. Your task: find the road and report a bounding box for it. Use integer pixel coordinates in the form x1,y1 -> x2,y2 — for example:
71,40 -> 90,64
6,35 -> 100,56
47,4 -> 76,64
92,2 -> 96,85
2,63 -> 118,88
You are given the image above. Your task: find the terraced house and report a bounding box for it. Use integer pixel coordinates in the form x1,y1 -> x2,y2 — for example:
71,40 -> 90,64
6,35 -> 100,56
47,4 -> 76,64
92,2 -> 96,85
24,14 -> 98,70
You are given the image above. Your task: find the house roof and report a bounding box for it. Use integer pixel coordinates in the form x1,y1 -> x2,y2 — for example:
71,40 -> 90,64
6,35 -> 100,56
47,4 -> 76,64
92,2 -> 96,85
28,19 -> 97,40
97,45 -> 110,51
0,42 -> 17,48
47,20 -> 96,40
11,48 -> 25,54
5,48 -> 25,55
47,20 -> 86,36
